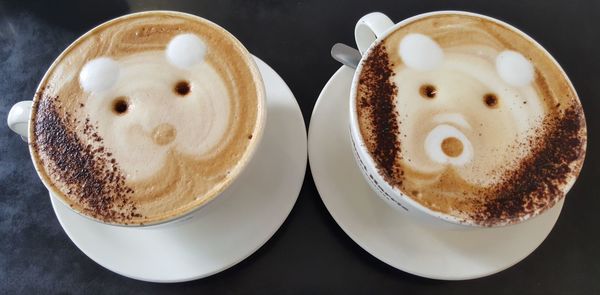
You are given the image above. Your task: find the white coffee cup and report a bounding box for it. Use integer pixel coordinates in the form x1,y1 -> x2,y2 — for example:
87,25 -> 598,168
6,11 -> 266,228
348,11 -> 579,228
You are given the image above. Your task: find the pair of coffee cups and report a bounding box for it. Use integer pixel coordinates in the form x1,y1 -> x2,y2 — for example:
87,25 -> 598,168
7,11 -> 586,229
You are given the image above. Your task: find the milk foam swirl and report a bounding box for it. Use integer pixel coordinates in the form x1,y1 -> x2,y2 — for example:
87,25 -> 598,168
83,50 -> 231,181
392,47 -> 545,186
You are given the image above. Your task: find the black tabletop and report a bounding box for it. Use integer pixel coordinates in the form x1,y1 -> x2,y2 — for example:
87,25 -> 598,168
1,0 -> 599,294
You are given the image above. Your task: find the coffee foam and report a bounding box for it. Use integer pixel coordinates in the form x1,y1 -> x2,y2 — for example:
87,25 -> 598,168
30,12 -> 264,225
356,13 -> 586,225
79,57 -> 120,92
390,47 -> 546,186
165,33 -> 206,69
495,50 -> 534,87
424,124 -> 473,166
83,51 -> 231,181
399,33 -> 444,71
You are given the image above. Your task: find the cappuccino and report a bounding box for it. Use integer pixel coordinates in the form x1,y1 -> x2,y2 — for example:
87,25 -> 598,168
355,13 -> 586,225
30,12 -> 265,225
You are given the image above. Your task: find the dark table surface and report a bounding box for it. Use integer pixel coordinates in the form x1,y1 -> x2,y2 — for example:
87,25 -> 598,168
1,0 -> 599,294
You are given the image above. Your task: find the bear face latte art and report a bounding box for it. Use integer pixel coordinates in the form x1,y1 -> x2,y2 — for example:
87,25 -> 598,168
355,13 -> 586,226
30,12 -> 265,225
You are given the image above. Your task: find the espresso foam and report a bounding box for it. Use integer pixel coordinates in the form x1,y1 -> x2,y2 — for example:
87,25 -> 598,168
30,12 -> 264,225
356,13 -> 586,225
79,57 -> 120,92
165,33 -> 206,69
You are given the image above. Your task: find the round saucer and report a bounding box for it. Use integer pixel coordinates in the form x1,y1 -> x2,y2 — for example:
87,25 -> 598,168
307,66 -> 563,280
50,56 -> 307,283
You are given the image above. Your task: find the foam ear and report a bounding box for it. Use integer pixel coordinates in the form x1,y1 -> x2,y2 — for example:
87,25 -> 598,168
79,57 -> 120,93
166,33 -> 207,69
399,33 -> 443,71
496,50 -> 534,87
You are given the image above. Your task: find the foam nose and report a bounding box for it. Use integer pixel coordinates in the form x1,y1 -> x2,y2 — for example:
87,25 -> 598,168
424,124 -> 473,166
152,123 -> 177,146
441,137 -> 463,157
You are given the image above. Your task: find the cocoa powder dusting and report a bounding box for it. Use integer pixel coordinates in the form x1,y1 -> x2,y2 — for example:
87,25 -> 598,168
31,94 -> 140,223
357,43 -> 403,186
470,105 -> 585,225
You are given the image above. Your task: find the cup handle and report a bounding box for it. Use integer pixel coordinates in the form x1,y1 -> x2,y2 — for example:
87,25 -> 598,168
354,12 -> 395,55
7,101 -> 32,142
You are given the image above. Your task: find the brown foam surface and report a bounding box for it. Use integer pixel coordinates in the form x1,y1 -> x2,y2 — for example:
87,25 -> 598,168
356,13 -> 586,225
30,12 -> 264,225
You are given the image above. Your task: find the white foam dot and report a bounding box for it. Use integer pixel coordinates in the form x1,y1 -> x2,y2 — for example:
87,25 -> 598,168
496,50 -> 534,87
424,124 -> 473,166
166,33 -> 206,69
399,33 -> 444,71
79,57 -> 120,93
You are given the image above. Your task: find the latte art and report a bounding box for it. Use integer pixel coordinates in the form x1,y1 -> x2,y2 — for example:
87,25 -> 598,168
82,50 -> 231,181
356,13 -> 586,225
391,37 -> 545,186
30,12 -> 265,225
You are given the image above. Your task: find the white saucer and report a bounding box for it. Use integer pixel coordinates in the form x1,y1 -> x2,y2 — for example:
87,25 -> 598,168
50,56 -> 307,283
308,66 -> 563,280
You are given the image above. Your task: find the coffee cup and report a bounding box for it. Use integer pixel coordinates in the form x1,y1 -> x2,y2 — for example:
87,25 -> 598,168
7,11 -> 266,227
348,11 -> 586,227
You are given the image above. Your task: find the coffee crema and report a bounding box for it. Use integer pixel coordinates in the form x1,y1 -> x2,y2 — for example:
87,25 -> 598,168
30,12 -> 265,225
356,13 -> 586,225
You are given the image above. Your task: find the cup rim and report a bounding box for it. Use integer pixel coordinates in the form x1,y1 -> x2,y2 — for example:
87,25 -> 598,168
348,10 -> 585,227
27,10 -> 267,227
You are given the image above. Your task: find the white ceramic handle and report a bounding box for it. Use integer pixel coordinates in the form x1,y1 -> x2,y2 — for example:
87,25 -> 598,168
7,100 -> 32,142
354,12 -> 395,55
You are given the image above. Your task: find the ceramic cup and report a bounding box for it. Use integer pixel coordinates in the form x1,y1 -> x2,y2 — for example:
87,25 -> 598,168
348,11 -> 583,228
6,11 -> 266,228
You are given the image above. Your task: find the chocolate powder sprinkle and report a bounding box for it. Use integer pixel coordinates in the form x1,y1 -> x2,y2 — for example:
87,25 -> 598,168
470,104 -> 585,226
357,43 -> 403,186
32,94 -> 139,222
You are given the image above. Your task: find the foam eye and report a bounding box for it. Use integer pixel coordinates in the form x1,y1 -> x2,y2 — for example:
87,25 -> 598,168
174,80 -> 191,96
419,84 -> 437,99
399,33 -> 444,71
112,96 -> 129,115
79,57 -> 120,93
483,93 -> 499,108
166,33 -> 207,69
496,50 -> 534,87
